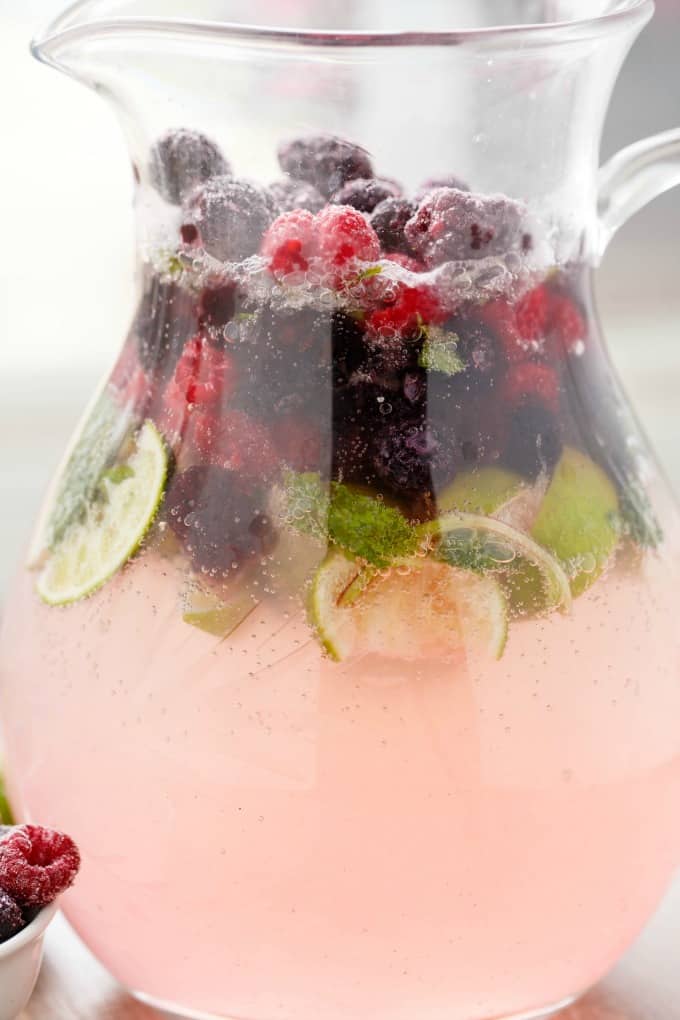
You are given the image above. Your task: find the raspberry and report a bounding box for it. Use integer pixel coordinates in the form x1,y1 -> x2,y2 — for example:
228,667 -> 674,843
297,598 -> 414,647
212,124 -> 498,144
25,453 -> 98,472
367,284 -> 446,338
278,135 -> 373,198
405,188 -> 526,267
331,177 -> 401,213
516,285 -> 550,342
504,401 -> 563,479
383,252 -> 424,272
414,175 -> 470,202
182,177 -> 276,263
477,299 -> 527,364
167,335 -> 237,408
149,129 -> 230,205
260,209 -> 318,279
275,415 -> 324,472
0,889 -> 23,942
502,362 -> 560,414
548,293 -> 587,354
0,825 -> 80,909
369,198 -> 416,255
267,178 -> 326,214
164,464 -> 276,575
315,205 -> 381,284
190,409 -> 280,480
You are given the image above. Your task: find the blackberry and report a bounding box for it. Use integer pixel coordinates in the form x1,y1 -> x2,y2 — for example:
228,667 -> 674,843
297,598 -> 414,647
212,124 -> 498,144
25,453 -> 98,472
149,129 -> 230,205
182,177 -> 276,262
414,175 -> 469,202
331,177 -> 400,213
405,188 -> 527,267
369,198 -> 416,255
165,465 -> 276,576
268,178 -> 325,214
0,889 -> 22,943
278,135 -> 373,198
197,283 -> 237,334
371,418 -> 452,496
504,400 -> 563,480
452,315 -> 500,383
133,276 -> 198,381
331,312 -> 367,385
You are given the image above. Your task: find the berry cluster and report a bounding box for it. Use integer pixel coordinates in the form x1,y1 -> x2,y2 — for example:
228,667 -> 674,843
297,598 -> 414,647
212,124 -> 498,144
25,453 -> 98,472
0,825 -> 81,943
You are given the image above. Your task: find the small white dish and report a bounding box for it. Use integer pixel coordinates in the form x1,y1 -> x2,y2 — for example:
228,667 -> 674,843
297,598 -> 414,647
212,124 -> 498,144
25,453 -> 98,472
0,900 -> 58,1020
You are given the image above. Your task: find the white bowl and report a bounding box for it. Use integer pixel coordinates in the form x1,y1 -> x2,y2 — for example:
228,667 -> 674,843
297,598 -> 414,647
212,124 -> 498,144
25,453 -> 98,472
0,900 -> 58,1020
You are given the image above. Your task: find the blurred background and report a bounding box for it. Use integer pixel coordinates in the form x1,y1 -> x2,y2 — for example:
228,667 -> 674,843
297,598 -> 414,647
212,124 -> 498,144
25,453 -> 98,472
0,0 -> 678,594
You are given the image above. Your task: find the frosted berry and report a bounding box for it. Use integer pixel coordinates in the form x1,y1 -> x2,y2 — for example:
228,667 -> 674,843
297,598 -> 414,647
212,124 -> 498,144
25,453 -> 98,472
182,177 -> 276,262
414,175 -> 470,202
504,401 -> 563,479
477,299 -> 528,364
261,209 -> 318,279
0,825 -> 80,909
149,129 -> 230,205
516,285 -> 550,342
369,198 -> 416,255
367,284 -> 446,339
316,205 -> 381,284
383,252 -> 424,273
268,178 -> 325,214
405,188 -> 526,267
549,292 -> 587,355
165,465 -> 276,575
0,889 -> 22,942
166,335 -> 237,409
278,135 -> 373,198
331,178 -> 401,213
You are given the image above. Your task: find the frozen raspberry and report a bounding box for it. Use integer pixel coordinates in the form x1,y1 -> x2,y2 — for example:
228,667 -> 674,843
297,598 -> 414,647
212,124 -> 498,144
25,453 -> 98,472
260,209 -> 318,279
182,177 -> 276,262
369,198 -> 417,255
371,419 -> 451,495
166,335 -> 237,410
516,285 -> 550,342
134,277 -> 199,380
414,175 -> 470,202
190,409 -> 280,480
278,135 -> 373,198
268,178 -> 325,214
405,188 -> 526,267
367,284 -> 446,339
504,401 -> 563,479
0,825 -> 80,909
149,129 -> 230,205
502,362 -> 560,414
548,292 -> 587,355
315,205 -> 381,285
476,299 -> 528,364
165,465 -> 276,574
0,889 -> 23,942
331,177 -> 401,213
275,415 -> 324,472
383,252 -> 424,272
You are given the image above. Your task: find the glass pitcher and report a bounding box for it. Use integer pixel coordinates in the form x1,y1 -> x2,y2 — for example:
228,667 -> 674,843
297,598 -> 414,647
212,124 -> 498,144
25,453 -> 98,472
2,2 -> 680,1018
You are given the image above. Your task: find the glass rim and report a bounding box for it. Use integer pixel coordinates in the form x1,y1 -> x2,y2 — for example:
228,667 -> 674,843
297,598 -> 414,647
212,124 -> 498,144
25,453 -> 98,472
34,0 -> 655,61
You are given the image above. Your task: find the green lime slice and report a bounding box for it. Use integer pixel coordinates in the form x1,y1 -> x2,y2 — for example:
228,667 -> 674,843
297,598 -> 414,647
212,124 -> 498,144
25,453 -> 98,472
308,551 -> 507,663
421,511 -> 572,616
37,421 -> 168,606
438,467 -> 525,517
531,447 -> 620,596
182,587 -> 259,638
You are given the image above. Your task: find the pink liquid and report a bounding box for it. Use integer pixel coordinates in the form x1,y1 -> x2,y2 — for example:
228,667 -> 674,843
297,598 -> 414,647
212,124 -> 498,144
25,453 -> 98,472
2,546 -> 680,1020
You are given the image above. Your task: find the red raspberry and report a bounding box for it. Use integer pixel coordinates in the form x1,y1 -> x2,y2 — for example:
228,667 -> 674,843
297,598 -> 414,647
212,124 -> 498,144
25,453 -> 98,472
190,409 -> 280,481
383,252 -> 426,272
315,205 -> 380,285
367,284 -> 447,338
261,210 -> 318,279
502,362 -> 560,413
477,299 -> 527,363
0,825 -> 80,909
516,285 -> 550,342
275,415 -> 324,471
548,293 -> 587,354
165,335 -> 237,414
0,888 -> 23,942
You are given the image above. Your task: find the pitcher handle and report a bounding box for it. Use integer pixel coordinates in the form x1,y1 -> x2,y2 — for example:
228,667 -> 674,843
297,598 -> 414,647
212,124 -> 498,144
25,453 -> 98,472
598,127 -> 680,255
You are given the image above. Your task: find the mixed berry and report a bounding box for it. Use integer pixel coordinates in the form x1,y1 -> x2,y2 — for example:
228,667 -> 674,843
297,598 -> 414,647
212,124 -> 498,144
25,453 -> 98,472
35,128 -> 662,653
0,825 -> 81,943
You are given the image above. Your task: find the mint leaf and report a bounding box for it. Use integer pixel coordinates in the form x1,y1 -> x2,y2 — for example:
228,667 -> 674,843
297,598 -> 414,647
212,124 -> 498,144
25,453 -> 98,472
280,471 -> 330,541
618,483 -> 663,549
418,329 -> 466,376
328,484 -> 417,568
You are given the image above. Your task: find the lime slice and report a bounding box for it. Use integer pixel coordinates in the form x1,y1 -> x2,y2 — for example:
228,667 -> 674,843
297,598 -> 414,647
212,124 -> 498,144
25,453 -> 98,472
309,551 -> 507,663
422,511 -> 572,616
531,447 -> 620,596
37,421 -> 168,606
438,467 -> 525,517
182,587 -> 258,638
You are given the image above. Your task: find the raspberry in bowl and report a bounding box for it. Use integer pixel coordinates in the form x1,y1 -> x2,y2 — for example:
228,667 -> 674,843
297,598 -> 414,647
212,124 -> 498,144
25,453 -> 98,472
0,825 -> 80,1020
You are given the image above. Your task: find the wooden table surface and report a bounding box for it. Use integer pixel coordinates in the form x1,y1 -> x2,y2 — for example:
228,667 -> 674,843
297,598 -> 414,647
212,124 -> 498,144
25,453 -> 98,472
19,878 -> 680,1020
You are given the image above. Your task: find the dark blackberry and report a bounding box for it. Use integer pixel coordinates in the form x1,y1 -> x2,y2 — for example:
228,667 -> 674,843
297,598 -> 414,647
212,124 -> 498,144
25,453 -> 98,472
0,889 -> 22,942
268,178 -> 325,214
197,283 -> 237,334
331,312 -> 367,385
369,198 -> 417,255
504,400 -> 563,480
133,276 -> 198,381
165,465 -> 276,576
451,315 -> 500,383
278,135 -> 373,198
371,418 -> 453,496
403,370 -> 427,407
405,188 -> 526,267
414,175 -> 469,202
331,178 -> 401,213
149,129 -> 230,205
182,177 -> 276,262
